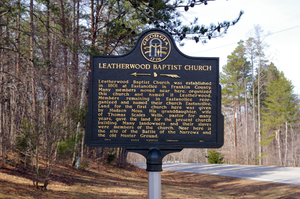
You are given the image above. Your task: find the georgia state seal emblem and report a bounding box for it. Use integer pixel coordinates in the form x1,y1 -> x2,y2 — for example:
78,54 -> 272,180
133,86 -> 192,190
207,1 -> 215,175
141,32 -> 171,63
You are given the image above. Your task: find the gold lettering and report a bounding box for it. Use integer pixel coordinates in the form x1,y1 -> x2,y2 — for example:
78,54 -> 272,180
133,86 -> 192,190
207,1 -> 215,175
142,129 -> 155,134
151,101 -> 162,105
140,89 -> 155,92
151,105 -> 167,109
179,131 -> 199,135
171,106 -> 182,109
184,65 -> 212,71
131,113 -> 145,117
141,118 -> 151,121
121,134 -> 137,138
151,113 -> 163,117
159,89 -> 170,92
169,114 -> 184,118
140,134 -> 158,138
171,85 -> 190,89
193,127 -> 204,130
149,93 -> 164,97
178,126 -> 189,130
99,63 -> 151,70
174,82 -> 182,85
182,122 -> 193,126
98,126 -> 109,129
95,73 -> 216,143
132,109 -> 143,113
115,118 -> 126,122
131,130 -> 138,133
158,126 -> 173,130
133,80 -> 150,84
198,123 -> 212,126
135,93 -> 143,96
153,80 -> 170,85
174,89 -> 185,93
109,108 -> 126,113
122,121 -> 135,125
153,64 -> 182,70
168,131 -> 176,134
186,107 -> 194,110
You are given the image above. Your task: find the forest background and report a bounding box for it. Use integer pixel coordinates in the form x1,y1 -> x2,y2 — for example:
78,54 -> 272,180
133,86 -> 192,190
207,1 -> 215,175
0,0 -> 299,190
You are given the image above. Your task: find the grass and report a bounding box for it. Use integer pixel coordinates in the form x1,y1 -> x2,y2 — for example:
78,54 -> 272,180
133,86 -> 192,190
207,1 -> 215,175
1,159 -> 300,199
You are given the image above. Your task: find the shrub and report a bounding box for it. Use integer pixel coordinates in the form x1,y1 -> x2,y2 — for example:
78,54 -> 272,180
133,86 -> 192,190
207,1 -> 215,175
207,150 -> 225,164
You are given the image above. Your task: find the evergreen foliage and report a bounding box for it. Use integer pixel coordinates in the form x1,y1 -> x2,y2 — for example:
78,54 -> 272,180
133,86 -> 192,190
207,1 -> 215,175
220,40 -> 251,107
220,34 -> 300,165
261,66 -> 299,145
207,150 -> 225,164
125,0 -> 243,44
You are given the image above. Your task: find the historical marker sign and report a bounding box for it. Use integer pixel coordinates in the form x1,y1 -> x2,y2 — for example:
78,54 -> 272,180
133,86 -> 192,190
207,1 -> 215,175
85,29 -> 224,150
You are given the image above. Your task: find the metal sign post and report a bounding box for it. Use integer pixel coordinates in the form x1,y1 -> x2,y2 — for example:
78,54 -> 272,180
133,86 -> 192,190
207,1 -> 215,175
148,171 -> 161,199
146,148 -> 162,199
127,148 -> 182,199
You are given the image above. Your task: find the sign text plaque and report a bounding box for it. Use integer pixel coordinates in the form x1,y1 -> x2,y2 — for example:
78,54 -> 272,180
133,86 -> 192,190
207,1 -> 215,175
85,29 -> 224,150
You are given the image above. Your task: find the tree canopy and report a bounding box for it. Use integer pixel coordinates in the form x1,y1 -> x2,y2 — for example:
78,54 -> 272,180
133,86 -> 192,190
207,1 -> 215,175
125,0 -> 244,43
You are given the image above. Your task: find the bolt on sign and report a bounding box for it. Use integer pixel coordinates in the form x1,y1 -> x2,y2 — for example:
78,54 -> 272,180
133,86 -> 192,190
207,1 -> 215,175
85,29 -> 224,150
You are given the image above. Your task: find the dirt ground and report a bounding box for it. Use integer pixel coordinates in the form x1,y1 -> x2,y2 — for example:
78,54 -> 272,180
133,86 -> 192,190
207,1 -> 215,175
1,159 -> 300,199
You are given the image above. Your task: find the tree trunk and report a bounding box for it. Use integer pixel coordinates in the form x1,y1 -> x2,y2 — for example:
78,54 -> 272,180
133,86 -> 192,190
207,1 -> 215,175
72,0 -> 79,98
16,0 -> 20,74
243,64 -> 249,164
234,101 -> 237,163
284,122 -> 288,166
30,0 -> 36,115
251,54 -> 256,165
72,75 -> 87,166
118,148 -> 128,165
0,47 -> 4,168
291,127 -> 297,167
60,0 -> 69,102
257,56 -> 262,165
46,0 -> 52,125
275,128 -> 282,166
0,99 -> 3,168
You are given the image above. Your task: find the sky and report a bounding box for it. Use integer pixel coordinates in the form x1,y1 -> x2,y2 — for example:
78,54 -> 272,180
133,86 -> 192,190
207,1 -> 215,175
177,0 -> 300,95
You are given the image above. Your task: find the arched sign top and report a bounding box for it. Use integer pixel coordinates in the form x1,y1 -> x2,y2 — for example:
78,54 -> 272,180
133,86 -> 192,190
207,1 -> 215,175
85,28 -> 224,150
140,32 -> 171,63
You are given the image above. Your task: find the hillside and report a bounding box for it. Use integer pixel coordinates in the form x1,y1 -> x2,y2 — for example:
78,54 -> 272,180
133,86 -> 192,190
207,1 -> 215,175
1,159 -> 300,199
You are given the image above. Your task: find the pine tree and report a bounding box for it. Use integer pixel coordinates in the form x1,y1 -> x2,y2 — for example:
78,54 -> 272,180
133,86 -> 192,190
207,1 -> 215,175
207,150 -> 225,164
220,40 -> 251,163
261,65 -> 299,166
221,40 -> 251,108
126,0 -> 243,44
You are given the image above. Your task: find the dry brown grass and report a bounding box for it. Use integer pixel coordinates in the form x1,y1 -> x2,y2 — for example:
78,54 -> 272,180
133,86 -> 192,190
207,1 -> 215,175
1,159 -> 300,199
